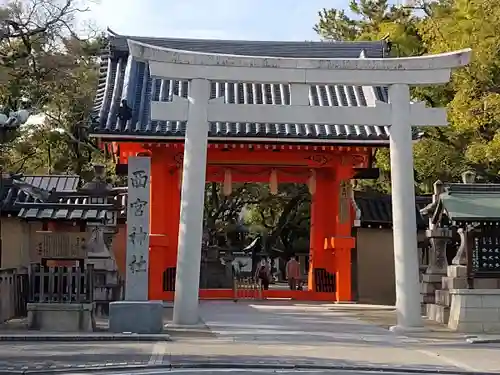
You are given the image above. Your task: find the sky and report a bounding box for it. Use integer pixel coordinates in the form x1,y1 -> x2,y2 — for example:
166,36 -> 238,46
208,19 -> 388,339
86,0 -> 351,41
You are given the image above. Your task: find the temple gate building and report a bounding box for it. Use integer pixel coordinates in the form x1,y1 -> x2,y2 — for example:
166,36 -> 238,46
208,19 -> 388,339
90,31 -> 470,331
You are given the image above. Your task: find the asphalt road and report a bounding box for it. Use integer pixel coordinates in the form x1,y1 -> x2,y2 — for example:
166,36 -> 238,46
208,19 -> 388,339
2,340 -> 500,374
0,342 -> 158,373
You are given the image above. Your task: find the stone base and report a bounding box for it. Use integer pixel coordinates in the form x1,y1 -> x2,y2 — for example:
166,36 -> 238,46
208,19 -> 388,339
165,322 -> 207,330
447,265 -> 467,278
420,273 -> 444,318
389,325 -> 427,335
435,289 -> 451,306
449,289 -> 500,333
27,303 -> 95,332
426,303 -> 450,324
421,273 -> 443,283
442,276 -> 468,289
109,301 -> 164,334
473,278 -> 500,289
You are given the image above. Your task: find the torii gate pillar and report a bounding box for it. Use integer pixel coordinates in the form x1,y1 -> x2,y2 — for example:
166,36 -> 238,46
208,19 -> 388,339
172,79 -> 210,326
387,83 -> 422,332
128,40 -> 471,330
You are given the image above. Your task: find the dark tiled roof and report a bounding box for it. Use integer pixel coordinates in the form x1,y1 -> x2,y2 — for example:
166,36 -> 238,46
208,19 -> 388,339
108,34 -> 389,58
22,175 -> 79,191
445,183 -> 500,194
17,194 -> 126,221
355,194 -> 431,229
0,174 -> 125,222
0,175 -> 79,213
91,34 -> 394,143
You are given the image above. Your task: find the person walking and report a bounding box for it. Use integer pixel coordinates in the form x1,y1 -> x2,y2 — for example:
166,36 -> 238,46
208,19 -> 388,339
286,256 -> 301,290
255,258 -> 271,290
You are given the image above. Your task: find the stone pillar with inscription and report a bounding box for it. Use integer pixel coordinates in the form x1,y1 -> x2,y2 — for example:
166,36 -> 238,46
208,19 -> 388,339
109,156 -> 164,334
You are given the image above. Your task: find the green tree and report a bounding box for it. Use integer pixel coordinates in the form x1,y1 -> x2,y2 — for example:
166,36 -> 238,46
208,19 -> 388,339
314,0 -> 494,192
243,184 -> 311,256
0,0 -> 88,114
0,0 -> 112,181
203,182 -> 262,246
418,0 -> 500,181
315,0 -> 424,56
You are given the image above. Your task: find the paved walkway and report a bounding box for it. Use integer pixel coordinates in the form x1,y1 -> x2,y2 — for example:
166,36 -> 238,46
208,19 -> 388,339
1,301 -> 500,373
184,301 -> 499,373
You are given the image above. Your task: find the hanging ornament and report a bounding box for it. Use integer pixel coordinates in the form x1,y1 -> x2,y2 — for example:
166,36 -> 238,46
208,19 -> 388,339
270,169 -> 278,195
223,169 -> 232,196
308,169 -> 316,195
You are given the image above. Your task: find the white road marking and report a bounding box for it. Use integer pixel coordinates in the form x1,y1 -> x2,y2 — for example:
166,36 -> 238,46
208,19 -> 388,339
148,341 -> 168,365
417,348 -> 480,372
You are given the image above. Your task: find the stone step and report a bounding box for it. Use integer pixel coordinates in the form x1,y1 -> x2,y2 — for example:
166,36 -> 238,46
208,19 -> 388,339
421,281 -> 439,294
421,294 -> 435,304
447,265 -> 467,278
435,289 -> 451,307
421,273 -> 443,283
426,303 -> 450,324
442,276 -> 468,289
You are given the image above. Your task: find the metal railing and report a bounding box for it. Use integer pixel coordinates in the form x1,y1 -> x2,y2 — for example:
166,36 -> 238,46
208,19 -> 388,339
233,277 -> 263,301
0,268 -> 28,322
29,264 -> 94,304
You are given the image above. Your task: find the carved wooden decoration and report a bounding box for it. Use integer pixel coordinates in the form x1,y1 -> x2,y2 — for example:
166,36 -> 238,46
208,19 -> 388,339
32,232 -> 89,262
305,155 -> 331,166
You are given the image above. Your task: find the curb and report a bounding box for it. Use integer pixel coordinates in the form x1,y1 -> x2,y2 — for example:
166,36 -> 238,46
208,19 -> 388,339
0,334 -> 171,342
168,362 -> 496,374
2,362 -> 498,375
466,337 -> 500,344
0,363 -> 156,375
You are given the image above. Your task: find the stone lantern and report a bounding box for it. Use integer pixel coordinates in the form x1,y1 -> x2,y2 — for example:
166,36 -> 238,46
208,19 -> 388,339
425,180 -> 452,274
461,170 -> 476,184
78,165 -> 122,257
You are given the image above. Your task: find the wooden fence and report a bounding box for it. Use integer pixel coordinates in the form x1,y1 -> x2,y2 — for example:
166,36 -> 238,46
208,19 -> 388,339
0,268 -> 28,323
29,264 -> 94,303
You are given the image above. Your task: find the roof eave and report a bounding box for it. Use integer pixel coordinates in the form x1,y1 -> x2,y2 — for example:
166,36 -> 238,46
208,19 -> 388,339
89,133 -> 392,145
449,216 -> 500,222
